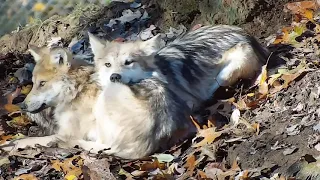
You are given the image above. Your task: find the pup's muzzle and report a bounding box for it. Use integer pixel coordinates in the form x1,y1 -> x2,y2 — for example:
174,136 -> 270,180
19,102 -> 28,111
110,73 -> 121,82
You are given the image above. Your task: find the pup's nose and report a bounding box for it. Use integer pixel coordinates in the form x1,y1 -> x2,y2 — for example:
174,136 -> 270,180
19,102 -> 28,111
110,73 -> 121,82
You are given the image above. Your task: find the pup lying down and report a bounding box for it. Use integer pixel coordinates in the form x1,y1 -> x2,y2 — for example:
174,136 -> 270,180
1,25 -> 268,159
88,25 -> 269,112
1,45 -> 193,159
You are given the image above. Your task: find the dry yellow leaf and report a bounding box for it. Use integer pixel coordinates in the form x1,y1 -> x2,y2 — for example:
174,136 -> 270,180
11,115 -> 31,126
246,93 -> 255,97
65,174 -> 77,180
33,3 -> 46,12
21,85 -> 32,95
51,155 -> 83,178
252,123 -> 260,135
192,127 -> 222,147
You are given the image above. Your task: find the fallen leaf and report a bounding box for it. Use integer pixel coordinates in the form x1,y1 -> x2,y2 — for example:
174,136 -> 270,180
185,155 -> 196,173
65,175 -> 77,180
151,154 -> 174,163
192,127 -> 222,147
140,159 -> 166,171
4,104 -> 21,113
0,157 -> 10,167
14,174 -> 38,180
51,155 -> 83,179
21,85 -> 32,95
284,1 -> 317,14
10,115 -> 31,126
286,124 -> 301,136
197,170 -> 207,178
0,135 -> 13,144
231,159 -> 240,171
252,123 -> 260,135
230,109 -> 240,125
283,146 -> 298,155
118,168 -> 133,179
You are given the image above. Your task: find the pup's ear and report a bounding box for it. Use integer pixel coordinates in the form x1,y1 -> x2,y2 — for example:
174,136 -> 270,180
28,45 -> 42,62
88,32 -> 107,56
49,48 -> 72,67
139,34 -> 163,55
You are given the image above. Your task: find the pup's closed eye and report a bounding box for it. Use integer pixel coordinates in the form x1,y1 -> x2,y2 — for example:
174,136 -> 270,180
124,60 -> 135,66
105,63 -> 111,67
39,81 -> 46,87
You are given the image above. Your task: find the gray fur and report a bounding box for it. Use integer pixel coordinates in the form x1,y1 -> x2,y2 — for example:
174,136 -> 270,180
128,77 -> 193,145
135,25 -> 269,110
26,107 -> 56,136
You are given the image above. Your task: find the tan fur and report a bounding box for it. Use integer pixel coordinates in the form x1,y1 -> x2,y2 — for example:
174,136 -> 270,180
1,46 -> 104,154
1,45 -> 183,160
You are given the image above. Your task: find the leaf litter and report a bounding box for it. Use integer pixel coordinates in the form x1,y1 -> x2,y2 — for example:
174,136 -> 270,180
1,0 -> 320,179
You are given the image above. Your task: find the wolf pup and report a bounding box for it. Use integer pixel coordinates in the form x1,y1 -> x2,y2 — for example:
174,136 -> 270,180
1,46 -> 103,153
90,33 -> 194,159
88,25 -> 269,111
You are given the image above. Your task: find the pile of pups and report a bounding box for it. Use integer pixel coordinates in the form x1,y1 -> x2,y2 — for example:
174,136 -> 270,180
1,25 -> 269,160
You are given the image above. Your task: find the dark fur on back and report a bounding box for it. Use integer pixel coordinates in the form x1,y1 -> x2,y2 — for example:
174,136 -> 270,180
128,77 -> 192,143
150,25 -> 269,110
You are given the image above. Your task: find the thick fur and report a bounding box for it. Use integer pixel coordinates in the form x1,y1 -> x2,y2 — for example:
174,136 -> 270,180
26,107 -> 56,135
90,32 -> 194,158
89,25 -> 269,110
1,46 -> 101,154
92,77 -> 192,159
2,46 -> 192,160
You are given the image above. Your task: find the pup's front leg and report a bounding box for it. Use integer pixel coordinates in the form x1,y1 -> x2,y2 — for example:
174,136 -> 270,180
0,135 -> 58,152
59,139 -> 115,155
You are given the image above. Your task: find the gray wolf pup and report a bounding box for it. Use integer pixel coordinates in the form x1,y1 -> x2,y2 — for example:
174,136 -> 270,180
1,45 -> 193,160
1,46 -> 102,154
90,32 -> 194,158
88,25 -> 269,111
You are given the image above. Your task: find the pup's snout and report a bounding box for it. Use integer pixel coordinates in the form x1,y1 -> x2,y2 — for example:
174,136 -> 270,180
19,102 -> 28,111
110,73 -> 121,82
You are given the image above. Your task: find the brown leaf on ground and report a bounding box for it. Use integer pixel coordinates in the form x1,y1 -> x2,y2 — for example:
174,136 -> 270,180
185,154 -> 196,174
192,127 -> 222,147
4,104 -> 21,113
9,115 -> 31,127
0,135 -> 13,144
82,155 -> 116,180
284,1 -> 317,15
140,159 -> 166,171
14,174 -> 38,180
51,155 -> 83,179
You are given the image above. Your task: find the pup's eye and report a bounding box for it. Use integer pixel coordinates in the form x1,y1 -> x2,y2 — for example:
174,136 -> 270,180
105,63 -> 111,67
39,81 -> 46,87
124,60 -> 134,66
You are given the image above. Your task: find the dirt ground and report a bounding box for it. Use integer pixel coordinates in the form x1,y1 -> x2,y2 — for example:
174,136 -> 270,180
0,0 -> 319,179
